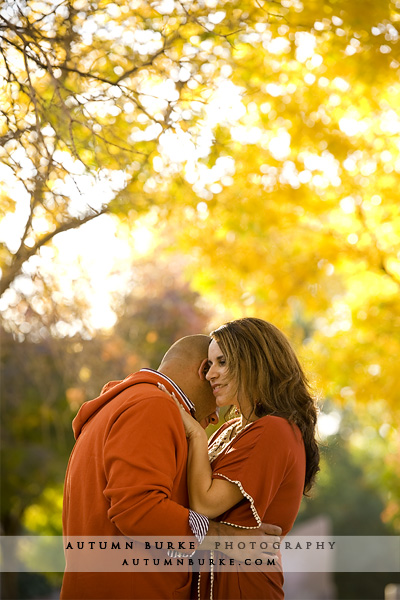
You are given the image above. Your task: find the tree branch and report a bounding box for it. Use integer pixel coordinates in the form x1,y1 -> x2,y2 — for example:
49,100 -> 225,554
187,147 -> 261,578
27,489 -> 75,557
0,209 -> 108,297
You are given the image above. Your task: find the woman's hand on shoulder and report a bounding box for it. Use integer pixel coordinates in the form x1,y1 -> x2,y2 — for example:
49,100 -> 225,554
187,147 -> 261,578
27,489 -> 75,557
157,383 -> 206,440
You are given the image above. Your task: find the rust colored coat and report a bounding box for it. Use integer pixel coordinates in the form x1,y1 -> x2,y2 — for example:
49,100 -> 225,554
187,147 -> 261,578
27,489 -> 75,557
61,370 -> 195,600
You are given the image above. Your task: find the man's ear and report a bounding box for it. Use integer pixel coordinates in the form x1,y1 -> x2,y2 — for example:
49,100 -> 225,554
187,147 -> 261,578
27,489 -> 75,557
198,358 -> 209,381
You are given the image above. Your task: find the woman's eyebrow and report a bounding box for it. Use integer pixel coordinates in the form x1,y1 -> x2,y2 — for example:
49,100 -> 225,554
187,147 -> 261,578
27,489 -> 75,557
208,355 -> 225,364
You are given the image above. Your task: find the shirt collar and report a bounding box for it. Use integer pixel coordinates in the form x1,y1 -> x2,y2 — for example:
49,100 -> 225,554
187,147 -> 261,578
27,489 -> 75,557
139,368 -> 196,416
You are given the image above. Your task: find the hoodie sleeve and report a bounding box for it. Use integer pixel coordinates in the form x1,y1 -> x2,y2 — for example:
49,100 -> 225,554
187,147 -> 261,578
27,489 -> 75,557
103,392 -> 198,538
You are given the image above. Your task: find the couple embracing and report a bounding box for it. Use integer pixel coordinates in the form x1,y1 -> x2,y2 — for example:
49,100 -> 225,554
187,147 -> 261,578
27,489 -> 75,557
61,317 -> 320,600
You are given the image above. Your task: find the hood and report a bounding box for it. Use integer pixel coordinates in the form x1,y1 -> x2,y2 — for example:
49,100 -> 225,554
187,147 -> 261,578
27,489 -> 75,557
72,370 -> 166,440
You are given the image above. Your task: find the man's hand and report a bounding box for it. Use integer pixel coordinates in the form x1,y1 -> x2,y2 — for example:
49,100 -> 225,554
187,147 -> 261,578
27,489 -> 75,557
200,520 -> 282,563
259,522 -> 282,541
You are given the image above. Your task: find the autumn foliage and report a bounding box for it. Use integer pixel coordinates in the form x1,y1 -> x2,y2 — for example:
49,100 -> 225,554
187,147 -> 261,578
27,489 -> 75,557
1,0 -> 399,556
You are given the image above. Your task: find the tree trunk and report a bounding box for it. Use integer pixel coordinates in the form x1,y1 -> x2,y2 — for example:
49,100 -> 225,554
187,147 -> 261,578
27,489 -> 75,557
1,514 -> 22,599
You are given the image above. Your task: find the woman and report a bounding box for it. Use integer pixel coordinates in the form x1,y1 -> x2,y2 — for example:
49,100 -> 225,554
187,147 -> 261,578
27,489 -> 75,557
167,317 -> 320,599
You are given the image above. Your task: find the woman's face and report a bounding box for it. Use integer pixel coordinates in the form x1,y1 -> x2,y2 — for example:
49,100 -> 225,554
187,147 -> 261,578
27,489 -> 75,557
206,339 -> 237,408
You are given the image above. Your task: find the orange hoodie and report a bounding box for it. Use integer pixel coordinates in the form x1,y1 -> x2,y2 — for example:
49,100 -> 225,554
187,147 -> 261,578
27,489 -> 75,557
61,369 -> 196,599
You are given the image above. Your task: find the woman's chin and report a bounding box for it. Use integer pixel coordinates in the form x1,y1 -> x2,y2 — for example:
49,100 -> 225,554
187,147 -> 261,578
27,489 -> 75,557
215,397 -> 228,408
216,397 -> 235,408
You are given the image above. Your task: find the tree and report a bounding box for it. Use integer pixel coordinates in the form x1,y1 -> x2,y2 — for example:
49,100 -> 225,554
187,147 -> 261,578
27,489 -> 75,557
161,0 -> 400,418
297,407 -> 400,599
0,0 -> 292,295
0,325 -> 74,537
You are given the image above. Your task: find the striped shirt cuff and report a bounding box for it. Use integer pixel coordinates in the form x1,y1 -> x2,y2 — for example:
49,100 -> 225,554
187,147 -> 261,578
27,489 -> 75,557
189,509 -> 209,544
167,511 -> 209,558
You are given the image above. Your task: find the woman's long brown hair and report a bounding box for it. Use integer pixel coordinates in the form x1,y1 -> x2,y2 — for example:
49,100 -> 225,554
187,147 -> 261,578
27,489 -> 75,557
211,317 -> 320,494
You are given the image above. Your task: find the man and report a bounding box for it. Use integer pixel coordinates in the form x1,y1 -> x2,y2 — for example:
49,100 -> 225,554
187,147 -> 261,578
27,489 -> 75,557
61,335 -> 281,599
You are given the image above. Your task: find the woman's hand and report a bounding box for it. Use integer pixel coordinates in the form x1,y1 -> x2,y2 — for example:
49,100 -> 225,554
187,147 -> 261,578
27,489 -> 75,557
158,383 -> 243,518
157,383 -> 206,440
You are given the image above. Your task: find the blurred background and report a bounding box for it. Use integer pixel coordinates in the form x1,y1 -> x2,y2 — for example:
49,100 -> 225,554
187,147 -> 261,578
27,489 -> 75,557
1,0 -> 399,598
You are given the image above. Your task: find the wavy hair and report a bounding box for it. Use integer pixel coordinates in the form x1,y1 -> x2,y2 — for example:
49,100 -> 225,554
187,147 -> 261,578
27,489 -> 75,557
211,317 -> 320,494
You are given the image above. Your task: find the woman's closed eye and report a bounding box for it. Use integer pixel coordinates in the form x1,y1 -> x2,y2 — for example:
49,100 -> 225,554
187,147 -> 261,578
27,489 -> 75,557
207,358 -> 226,368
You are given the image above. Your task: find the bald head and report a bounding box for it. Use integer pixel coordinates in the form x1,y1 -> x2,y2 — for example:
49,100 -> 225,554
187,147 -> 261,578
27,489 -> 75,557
159,334 -> 211,370
158,334 -> 217,426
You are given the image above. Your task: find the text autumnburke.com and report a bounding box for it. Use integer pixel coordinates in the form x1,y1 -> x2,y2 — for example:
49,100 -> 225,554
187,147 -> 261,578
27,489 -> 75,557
119,557 -> 278,567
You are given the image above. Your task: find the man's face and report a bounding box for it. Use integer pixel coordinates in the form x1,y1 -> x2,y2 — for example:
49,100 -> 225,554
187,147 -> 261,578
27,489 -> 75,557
193,359 -> 219,428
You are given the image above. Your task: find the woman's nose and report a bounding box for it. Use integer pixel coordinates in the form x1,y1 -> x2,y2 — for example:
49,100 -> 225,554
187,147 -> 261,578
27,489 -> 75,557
206,365 -> 215,381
